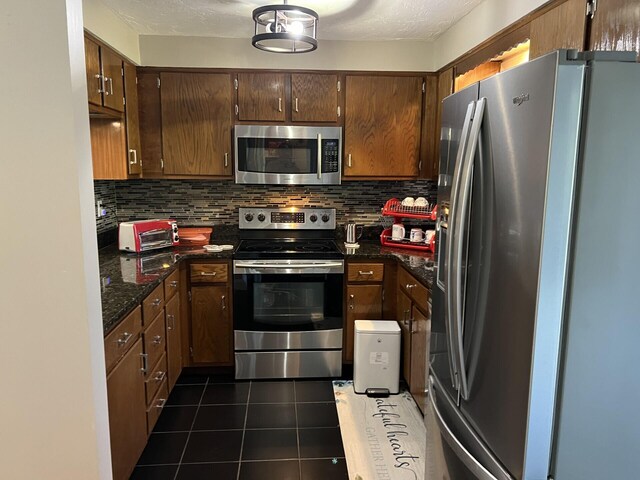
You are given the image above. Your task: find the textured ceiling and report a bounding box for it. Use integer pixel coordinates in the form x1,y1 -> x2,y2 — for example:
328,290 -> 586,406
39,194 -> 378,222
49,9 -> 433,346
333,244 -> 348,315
98,0 -> 485,41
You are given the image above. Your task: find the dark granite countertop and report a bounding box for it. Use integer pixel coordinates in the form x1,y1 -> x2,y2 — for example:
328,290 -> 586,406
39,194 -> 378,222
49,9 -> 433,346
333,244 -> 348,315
99,235 -> 435,336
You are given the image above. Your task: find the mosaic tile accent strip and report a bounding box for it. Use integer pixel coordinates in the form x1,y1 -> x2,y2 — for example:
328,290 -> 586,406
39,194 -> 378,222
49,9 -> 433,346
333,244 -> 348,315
109,179 -> 437,227
94,181 -> 118,234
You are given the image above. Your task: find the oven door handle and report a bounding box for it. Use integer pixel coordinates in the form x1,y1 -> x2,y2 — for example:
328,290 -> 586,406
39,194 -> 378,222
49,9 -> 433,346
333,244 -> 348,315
234,261 -> 344,275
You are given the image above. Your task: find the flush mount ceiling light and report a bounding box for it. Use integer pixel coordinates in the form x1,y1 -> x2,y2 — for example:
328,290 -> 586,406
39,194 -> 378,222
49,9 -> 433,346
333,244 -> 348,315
252,0 -> 318,54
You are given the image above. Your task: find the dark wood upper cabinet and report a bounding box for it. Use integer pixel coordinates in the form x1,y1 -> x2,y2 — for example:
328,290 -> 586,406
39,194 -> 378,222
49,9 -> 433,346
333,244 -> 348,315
100,48 -> 125,113
160,72 -> 232,176
137,72 -> 163,177
291,73 -> 339,122
344,75 -> 422,178
589,0 -> 640,56
236,72 -> 286,122
529,0 -> 587,59
420,75 -> 439,180
123,62 -> 141,176
84,37 -> 102,107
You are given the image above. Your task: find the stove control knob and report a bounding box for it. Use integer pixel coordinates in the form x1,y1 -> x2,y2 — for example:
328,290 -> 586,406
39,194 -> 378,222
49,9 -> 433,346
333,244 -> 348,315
321,214 -> 330,223
257,213 -> 266,222
309,214 -> 318,223
244,213 -> 254,222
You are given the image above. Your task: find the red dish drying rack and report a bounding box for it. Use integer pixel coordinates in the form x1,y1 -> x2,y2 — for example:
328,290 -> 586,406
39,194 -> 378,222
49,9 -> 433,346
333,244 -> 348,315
380,198 -> 437,252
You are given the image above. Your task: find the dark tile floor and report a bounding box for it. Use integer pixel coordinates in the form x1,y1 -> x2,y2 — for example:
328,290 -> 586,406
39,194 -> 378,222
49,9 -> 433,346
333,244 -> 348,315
130,375 -> 349,480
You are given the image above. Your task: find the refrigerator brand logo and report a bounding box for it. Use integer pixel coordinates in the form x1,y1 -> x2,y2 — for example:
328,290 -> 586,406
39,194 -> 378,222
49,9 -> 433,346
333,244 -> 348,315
513,93 -> 530,106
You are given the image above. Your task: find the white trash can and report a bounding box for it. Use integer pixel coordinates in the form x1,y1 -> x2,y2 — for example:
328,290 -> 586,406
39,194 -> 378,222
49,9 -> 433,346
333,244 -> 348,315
353,320 -> 401,394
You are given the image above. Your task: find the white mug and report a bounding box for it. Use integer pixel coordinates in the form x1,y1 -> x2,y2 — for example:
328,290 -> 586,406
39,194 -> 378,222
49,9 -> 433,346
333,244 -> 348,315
392,223 -> 405,240
425,230 -> 436,244
410,228 -> 424,243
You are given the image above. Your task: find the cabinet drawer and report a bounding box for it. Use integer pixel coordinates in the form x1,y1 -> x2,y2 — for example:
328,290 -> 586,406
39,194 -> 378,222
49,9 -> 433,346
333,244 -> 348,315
190,263 -> 228,283
146,378 -> 169,435
142,283 -> 165,325
104,306 -> 142,373
145,352 -> 168,406
398,267 -> 430,313
164,269 -> 180,301
143,311 -> 166,375
347,263 -> 384,282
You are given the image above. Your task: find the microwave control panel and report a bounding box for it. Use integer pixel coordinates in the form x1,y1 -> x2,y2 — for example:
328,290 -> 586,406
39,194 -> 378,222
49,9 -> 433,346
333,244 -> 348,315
321,139 -> 340,173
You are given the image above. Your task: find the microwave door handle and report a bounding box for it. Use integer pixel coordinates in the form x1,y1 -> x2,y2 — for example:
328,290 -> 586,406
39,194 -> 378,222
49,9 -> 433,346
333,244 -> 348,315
445,101 -> 475,393
317,133 -> 322,180
452,97 -> 486,402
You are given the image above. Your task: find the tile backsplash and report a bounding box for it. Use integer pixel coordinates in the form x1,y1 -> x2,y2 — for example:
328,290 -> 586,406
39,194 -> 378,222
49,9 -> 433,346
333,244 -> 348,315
94,179 -> 437,231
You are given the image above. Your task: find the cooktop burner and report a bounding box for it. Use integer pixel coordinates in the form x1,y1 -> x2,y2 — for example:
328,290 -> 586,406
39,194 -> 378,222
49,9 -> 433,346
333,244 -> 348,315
235,239 -> 343,259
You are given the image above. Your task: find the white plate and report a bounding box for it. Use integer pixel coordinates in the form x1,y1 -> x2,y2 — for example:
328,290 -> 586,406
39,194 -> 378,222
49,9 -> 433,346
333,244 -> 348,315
203,245 -> 223,252
219,245 -> 234,250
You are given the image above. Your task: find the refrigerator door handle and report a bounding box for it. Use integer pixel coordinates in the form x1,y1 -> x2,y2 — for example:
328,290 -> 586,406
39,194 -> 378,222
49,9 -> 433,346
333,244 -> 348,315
445,101 -> 476,391
451,97 -> 486,401
429,378 -> 499,480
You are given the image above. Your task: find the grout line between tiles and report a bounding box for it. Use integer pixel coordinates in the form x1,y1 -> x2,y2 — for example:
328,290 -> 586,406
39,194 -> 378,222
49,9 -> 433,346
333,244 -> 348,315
236,381 -> 252,480
172,378 -> 209,480
293,380 -> 302,480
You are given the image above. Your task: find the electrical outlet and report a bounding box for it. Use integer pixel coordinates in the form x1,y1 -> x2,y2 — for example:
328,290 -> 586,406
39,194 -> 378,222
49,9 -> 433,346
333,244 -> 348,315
96,200 -> 105,217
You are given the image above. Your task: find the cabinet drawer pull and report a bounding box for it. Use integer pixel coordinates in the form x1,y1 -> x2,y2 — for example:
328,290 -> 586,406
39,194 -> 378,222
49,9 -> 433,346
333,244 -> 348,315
295,97 -> 299,112
151,298 -> 162,306
153,371 -> 166,382
107,76 -> 114,95
221,295 -> 226,311
224,152 -> 228,168
140,353 -> 149,374
116,332 -> 132,347
278,97 -> 282,112
152,335 -> 163,345
349,293 -> 355,310
128,149 -> 138,165
200,272 -> 217,276
154,398 -> 167,409
406,284 -> 417,290
348,154 -> 352,168
96,74 -> 105,94
358,270 -> 374,275
169,281 -> 178,288
167,314 -> 175,330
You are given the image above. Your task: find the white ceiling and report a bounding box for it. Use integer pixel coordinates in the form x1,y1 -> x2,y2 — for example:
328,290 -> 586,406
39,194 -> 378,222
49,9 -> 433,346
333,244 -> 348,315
98,0 -> 485,41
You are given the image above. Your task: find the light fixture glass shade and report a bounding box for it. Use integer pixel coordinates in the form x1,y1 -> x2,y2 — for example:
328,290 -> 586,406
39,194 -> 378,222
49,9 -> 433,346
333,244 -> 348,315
252,3 -> 318,53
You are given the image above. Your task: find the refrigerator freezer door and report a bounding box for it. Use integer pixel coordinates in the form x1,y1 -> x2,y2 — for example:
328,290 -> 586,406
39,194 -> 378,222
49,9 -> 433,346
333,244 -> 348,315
425,375 -> 512,480
457,51 -> 584,479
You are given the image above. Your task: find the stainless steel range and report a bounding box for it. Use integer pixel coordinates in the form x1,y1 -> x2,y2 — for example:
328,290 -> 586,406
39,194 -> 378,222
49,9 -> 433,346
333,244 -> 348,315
233,207 -> 344,379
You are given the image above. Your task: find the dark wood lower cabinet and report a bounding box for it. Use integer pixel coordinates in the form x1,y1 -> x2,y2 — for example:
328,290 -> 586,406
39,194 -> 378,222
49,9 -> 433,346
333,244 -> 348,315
165,294 -> 182,391
106,338 -> 147,480
410,304 -> 429,413
397,289 -> 413,384
345,284 -> 383,363
190,284 -> 233,364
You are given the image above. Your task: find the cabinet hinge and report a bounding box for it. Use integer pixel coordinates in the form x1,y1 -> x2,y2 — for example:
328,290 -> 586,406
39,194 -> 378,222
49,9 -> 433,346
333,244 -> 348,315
157,77 -> 161,88
188,290 -> 192,302
337,80 -> 341,92
422,81 -> 426,93
586,0 -> 597,18
234,78 -> 238,90
235,104 -> 239,116
337,106 -> 341,117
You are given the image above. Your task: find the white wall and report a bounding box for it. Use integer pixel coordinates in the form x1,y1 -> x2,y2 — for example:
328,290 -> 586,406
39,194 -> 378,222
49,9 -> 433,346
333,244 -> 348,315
432,0 -> 547,69
0,0 -> 110,478
83,0 -> 140,63
140,35 -> 435,71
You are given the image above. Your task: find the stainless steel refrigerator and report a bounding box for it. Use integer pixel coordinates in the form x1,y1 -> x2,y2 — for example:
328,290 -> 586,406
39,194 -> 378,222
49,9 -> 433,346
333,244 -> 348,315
427,49 -> 640,480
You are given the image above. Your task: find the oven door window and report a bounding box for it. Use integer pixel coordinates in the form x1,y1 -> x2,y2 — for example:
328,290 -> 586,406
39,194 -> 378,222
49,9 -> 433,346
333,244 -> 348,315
234,273 -> 343,332
237,138 -> 318,175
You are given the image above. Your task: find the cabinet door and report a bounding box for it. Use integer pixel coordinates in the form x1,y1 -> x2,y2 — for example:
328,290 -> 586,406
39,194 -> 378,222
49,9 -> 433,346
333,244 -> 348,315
138,72 -> 163,177
345,284 -> 383,362
589,0 -> 640,55
101,48 -> 125,113
123,62 -> 141,176
190,285 -> 232,364
237,72 -> 286,121
529,0 -> 587,59
410,305 -> 430,414
161,73 -> 232,176
84,37 -> 102,107
344,75 -> 422,177
106,338 -> 147,480
291,73 -> 338,123
397,289 -> 412,384
165,294 -> 182,391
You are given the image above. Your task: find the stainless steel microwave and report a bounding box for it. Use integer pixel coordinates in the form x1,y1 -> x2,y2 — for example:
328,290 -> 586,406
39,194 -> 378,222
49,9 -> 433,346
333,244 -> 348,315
234,125 -> 342,185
